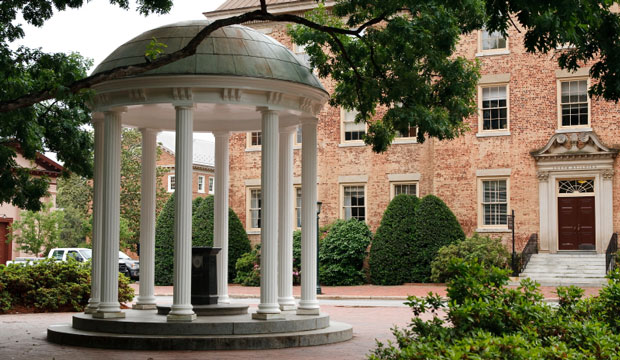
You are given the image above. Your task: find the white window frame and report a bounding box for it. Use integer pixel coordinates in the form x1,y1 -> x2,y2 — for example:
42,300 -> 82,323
167,174 -> 175,192
246,131 -> 262,149
340,108 -> 366,144
294,186 -> 302,229
340,183 -> 367,222
557,77 -> 591,129
478,84 -> 510,134
197,175 -> 205,193
208,177 -> 214,195
246,187 -> 262,232
390,181 -> 419,200
295,126 -> 302,146
477,177 -> 510,230
477,29 -> 509,56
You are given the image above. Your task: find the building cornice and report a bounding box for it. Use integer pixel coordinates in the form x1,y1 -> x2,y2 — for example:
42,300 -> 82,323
204,1 -> 335,21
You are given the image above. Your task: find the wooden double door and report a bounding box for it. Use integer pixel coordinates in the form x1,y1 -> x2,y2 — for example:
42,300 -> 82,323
0,222 -> 10,265
558,196 -> 596,250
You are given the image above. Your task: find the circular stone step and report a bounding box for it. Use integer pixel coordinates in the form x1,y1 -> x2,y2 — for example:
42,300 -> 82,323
47,321 -> 353,350
156,304 -> 249,316
71,310 -> 330,336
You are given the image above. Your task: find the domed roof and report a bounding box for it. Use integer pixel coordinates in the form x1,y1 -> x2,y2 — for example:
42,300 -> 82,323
92,20 -> 324,90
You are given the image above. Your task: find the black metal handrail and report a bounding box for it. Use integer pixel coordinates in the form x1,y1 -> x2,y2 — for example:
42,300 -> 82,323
519,233 -> 538,274
606,233 -> 617,274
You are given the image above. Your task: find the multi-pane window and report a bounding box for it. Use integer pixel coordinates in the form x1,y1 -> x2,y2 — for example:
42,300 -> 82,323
249,188 -> 261,229
481,30 -> 506,50
560,80 -> 588,127
343,185 -> 365,221
198,176 -> 205,193
342,109 -> 365,142
250,131 -> 261,147
397,125 -> 417,139
208,177 -> 214,194
296,126 -> 302,145
482,86 -> 508,130
393,183 -> 418,198
168,175 -> 175,192
295,187 -> 302,228
482,179 -> 508,226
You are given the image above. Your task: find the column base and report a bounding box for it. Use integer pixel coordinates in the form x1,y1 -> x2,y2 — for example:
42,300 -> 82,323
296,308 -> 320,316
92,311 -> 125,319
132,304 -> 157,310
279,304 -> 297,311
218,295 -> 231,304
84,302 -> 99,314
167,313 -> 197,322
252,312 -> 285,320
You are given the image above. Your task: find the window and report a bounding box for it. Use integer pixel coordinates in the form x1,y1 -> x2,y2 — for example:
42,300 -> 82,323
559,79 -> 589,127
295,126 -> 302,145
480,85 -> 508,131
396,125 -> 417,139
391,182 -> 418,199
247,188 -> 261,230
481,29 -> 506,50
168,174 -> 175,192
480,179 -> 509,227
342,185 -> 365,221
208,177 -> 214,194
198,175 -> 205,193
341,108 -> 365,143
295,187 -> 302,228
558,179 -> 594,194
293,43 -> 311,66
247,131 -> 261,148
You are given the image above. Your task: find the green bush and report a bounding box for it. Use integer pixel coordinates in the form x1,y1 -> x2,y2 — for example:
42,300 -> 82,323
293,230 -> 302,285
410,195 -> 465,282
369,194 -> 419,285
234,245 -> 260,286
0,259 -> 133,313
430,233 -> 510,282
318,219 -> 372,286
370,261 -> 620,360
155,195 -> 251,285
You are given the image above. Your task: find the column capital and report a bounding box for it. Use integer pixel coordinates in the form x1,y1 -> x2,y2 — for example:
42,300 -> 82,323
139,128 -> 160,136
257,106 -> 278,116
213,131 -> 231,138
300,117 -> 318,126
91,112 -> 105,123
279,125 -> 297,134
104,107 -> 128,115
172,102 -> 195,109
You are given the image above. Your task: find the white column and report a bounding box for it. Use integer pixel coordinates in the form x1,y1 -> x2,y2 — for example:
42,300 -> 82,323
297,118 -> 319,315
94,109 -> 125,319
85,116 -> 104,314
601,170 -> 614,253
253,108 -> 283,320
168,105 -> 196,322
537,171 -> 550,253
134,128 -> 158,309
214,131 -> 230,304
278,126 -> 296,311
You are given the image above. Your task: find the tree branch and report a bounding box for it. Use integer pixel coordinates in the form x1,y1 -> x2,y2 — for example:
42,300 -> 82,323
0,9 -> 388,113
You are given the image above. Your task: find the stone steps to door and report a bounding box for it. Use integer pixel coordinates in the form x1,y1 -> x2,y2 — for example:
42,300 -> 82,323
519,253 -> 607,287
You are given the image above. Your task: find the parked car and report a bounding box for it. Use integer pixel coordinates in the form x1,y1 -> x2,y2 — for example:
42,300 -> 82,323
46,248 -> 139,280
5,257 -> 44,265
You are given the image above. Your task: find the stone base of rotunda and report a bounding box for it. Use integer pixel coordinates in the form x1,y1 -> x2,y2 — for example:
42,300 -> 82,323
47,310 -> 352,350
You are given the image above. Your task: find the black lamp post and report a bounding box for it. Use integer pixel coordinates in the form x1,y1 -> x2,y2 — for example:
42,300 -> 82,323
316,201 -> 323,295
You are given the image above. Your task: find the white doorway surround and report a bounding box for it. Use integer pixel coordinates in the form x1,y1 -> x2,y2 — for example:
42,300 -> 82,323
532,131 -> 617,254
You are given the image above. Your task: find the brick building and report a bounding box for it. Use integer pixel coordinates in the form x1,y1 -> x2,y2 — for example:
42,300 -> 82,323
205,1 -> 620,257
157,132 -> 216,199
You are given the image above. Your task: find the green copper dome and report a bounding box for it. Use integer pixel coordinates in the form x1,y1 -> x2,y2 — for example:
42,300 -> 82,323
92,20 -> 324,90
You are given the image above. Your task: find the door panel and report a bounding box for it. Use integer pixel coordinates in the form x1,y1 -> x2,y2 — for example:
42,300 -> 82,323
558,197 -> 595,250
0,223 -> 8,265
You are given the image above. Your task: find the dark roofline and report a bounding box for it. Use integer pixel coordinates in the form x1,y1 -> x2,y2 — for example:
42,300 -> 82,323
204,0 -> 335,20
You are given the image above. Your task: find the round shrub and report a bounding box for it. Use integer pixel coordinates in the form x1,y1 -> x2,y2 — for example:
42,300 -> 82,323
411,195 -> 465,283
319,219 -> 372,286
234,245 -> 260,286
430,233 -> 510,282
0,259 -> 133,313
155,195 -> 251,285
370,194 -> 420,285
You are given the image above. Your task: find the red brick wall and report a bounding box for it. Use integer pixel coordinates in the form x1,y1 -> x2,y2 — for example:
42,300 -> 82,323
157,147 -> 215,200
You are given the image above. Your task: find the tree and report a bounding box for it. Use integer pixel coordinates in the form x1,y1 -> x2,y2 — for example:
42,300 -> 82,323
56,173 -> 92,247
9,202 -> 64,256
3,0 -> 620,208
370,194 -> 420,285
120,128 -> 169,252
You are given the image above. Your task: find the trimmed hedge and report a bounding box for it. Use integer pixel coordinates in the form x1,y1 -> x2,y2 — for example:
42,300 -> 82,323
410,195 -> 465,283
370,194 -> 420,285
155,195 -> 251,285
234,245 -> 261,286
319,219 -> 372,286
0,259 -> 133,313
430,233 -> 510,282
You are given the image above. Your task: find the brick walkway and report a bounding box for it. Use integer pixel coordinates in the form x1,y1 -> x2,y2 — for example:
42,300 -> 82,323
130,283 -> 603,300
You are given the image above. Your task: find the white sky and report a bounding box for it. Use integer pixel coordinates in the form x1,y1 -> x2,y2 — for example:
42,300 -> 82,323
12,0 -> 228,158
